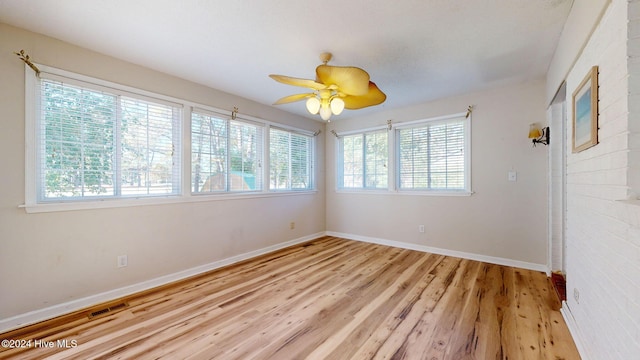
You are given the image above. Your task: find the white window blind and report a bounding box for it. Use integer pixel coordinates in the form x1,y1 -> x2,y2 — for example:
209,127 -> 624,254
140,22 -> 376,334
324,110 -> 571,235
397,116 -> 467,191
269,128 -> 313,190
339,130 -> 388,189
39,78 -> 181,201
191,111 -> 263,193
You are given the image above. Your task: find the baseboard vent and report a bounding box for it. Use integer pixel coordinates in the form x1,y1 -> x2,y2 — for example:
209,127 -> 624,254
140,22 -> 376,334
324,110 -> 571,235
88,302 -> 129,319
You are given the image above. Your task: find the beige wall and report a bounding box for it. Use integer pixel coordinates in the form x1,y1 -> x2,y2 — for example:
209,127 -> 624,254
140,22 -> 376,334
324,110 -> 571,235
326,79 -> 549,266
0,23 -> 326,322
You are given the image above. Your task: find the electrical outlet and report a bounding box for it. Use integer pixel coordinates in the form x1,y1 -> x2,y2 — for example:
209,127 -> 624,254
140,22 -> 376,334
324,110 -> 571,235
418,225 -> 425,233
290,222 -> 295,230
573,288 -> 579,304
117,255 -> 128,268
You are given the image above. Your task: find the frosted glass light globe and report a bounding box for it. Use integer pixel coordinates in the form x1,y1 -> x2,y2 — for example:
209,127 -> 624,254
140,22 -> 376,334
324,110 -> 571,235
306,97 -> 321,114
319,106 -> 332,121
330,97 -> 345,115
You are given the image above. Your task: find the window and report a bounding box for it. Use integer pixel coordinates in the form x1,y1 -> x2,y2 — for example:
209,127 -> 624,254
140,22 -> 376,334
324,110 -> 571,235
338,130 -> 388,189
191,110 -> 263,193
397,115 -> 468,191
25,65 -> 317,212
37,76 -> 181,202
269,128 -> 313,190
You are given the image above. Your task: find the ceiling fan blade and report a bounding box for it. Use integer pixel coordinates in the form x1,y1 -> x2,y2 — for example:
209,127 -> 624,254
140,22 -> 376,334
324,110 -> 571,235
269,74 -> 326,90
273,93 -> 315,105
342,81 -> 387,109
316,65 -> 370,96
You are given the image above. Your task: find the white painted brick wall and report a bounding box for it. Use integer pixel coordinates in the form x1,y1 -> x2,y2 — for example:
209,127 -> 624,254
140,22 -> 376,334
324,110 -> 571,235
564,0 -> 640,359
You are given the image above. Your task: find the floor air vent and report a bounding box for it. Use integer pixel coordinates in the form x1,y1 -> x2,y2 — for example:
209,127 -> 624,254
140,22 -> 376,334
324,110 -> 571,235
88,302 -> 129,319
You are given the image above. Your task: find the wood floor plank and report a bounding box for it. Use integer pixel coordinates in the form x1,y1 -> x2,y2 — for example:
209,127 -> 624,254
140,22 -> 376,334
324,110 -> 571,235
0,236 -> 580,359
323,254 -> 445,360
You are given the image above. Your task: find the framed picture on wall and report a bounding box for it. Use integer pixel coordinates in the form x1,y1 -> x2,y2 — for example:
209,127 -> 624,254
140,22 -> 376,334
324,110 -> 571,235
572,66 -> 598,153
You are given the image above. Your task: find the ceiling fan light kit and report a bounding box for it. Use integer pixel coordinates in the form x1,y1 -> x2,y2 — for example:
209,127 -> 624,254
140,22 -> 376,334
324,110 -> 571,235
270,52 -> 386,121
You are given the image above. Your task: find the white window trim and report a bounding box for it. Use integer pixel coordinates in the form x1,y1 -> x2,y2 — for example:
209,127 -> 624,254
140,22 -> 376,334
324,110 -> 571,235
190,107 -> 266,194
22,64 -> 317,214
393,112 -> 473,196
334,111 -> 472,196
336,127 -> 390,191
394,112 -> 472,195
268,125 -> 316,192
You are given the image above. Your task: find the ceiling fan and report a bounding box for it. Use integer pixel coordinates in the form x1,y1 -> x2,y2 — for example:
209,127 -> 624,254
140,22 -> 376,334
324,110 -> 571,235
269,52 -> 386,121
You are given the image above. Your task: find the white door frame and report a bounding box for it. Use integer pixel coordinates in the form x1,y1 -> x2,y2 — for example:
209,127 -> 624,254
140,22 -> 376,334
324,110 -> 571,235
548,83 -> 567,274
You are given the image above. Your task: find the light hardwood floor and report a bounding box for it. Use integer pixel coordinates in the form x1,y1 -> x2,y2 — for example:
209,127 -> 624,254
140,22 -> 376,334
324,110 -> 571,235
0,236 -> 580,359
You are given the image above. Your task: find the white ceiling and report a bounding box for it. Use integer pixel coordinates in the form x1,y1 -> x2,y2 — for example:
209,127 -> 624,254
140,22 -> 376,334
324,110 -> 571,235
0,0 -> 573,120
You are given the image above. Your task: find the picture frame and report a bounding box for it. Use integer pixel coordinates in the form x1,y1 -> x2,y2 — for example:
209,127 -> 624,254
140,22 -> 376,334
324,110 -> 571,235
572,66 -> 598,153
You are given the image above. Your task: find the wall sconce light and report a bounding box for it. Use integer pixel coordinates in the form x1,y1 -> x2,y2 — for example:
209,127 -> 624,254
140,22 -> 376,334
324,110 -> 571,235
529,123 -> 549,146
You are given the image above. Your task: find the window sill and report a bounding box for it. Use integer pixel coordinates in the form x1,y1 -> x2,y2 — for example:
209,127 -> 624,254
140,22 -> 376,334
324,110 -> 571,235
336,189 -> 474,197
20,190 -> 318,213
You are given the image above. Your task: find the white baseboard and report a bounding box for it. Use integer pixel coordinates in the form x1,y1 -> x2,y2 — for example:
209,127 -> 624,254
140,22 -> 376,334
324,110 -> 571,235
1,231 -> 549,333
0,232 -> 325,333
326,231 -> 549,273
560,301 -> 590,360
